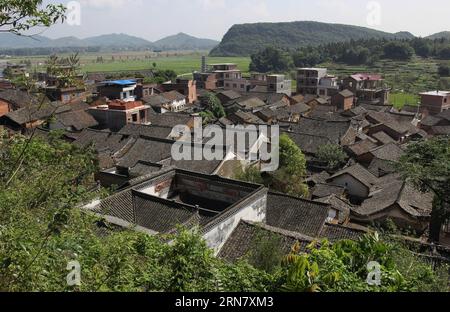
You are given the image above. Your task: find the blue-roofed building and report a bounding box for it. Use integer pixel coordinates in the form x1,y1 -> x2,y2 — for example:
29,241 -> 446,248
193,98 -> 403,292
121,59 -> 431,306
98,79 -> 138,102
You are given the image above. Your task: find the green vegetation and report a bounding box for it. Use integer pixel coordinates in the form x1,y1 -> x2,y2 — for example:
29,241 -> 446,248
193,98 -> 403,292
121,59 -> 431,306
234,134 -> 309,198
201,92 -> 226,119
210,21 -> 414,57
0,0 -> 66,35
316,144 -> 348,171
396,136 -> 450,243
389,93 -> 420,108
249,46 -> 293,73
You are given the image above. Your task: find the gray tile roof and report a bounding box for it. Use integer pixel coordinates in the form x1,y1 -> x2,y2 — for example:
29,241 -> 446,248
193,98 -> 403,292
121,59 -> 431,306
312,184 -> 346,199
55,109 -> 98,131
118,123 -> 174,140
73,128 -> 131,154
369,142 -> 404,162
266,192 -> 330,237
288,117 -> 351,144
330,164 -> 379,189
117,137 -> 173,168
283,131 -> 333,155
319,223 -> 367,242
315,194 -> 352,223
218,220 -> 314,262
149,112 -> 192,128
353,176 -> 433,218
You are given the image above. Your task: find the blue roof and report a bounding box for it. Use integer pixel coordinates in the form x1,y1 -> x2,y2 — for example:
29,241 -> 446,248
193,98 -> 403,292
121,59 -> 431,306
101,79 -> 137,86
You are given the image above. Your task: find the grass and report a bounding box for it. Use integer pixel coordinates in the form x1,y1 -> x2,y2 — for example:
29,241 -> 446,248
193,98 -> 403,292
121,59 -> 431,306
320,57 -> 449,95
389,93 -> 420,108
9,51 -> 251,76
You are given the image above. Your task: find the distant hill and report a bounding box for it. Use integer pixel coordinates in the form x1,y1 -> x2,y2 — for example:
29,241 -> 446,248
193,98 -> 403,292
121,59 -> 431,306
0,32 -> 216,51
153,33 -> 219,51
210,21 -> 419,56
426,31 -> 450,39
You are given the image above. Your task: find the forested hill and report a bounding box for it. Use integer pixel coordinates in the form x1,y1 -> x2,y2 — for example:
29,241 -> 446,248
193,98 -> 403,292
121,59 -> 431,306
210,21 -> 416,56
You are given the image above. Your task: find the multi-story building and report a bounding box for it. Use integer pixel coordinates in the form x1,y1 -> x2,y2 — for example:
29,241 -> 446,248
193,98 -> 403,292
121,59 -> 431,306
296,68 -> 328,96
88,100 -> 151,131
317,75 -> 339,98
97,80 -> 138,102
419,91 -> 450,116
343,73 -> 390,105
162,77 -> 198,104
249,74 -> 292,96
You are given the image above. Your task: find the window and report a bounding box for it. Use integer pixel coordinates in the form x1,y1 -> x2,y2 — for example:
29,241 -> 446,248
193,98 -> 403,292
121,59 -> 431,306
233,84 -> 237,88
445,98 -> 448,103
132,113 -> 138,122
122,92 -> 127,99
140,110 -> 146,121
240,84 -> 245,89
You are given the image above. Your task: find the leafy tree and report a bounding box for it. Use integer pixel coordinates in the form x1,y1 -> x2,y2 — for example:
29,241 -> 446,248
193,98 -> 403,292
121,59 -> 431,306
273,134 -> 309,198
202,92 -> 225,118
233,166 -> 264,185
438,46 -> 450,59
316,144 -> 348,170
396,136 -> 450,243
383,41 -> 414,60
279,234 -> 449,292
250,46 -> 294,73
411,38 -> 432,58
438,64 -> 450,77
0,0 -> 66,34
247,228 -> 284,274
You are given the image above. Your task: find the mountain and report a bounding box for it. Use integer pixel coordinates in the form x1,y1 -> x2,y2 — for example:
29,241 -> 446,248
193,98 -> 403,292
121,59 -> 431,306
0,33 -> 53,49
0,32 -> 216,51
153,33 -> 219,51
83,33 -> 153,48
426,31 -> 450,40
394,31 -> 416,39
210,21 -> 419,56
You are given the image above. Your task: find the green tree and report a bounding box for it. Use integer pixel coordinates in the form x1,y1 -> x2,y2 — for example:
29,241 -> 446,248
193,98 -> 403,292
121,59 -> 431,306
0,0 -> 66,34
250,46 -> 294,73
273,134 -> 309,198
316,144 -> 348,170
438,64 -> 450,77
396,136 -> 450,243
383,41 -> 414,60
202,92 -> 225,118
233,166 -> 264,185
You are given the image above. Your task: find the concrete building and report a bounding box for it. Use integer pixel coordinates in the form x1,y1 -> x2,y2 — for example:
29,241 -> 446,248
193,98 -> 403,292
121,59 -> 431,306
419,91 -> 450,116
343,74 -> 390,105
44,86 -> 87,104
97,80 -> 138,102
88,100 -> 150,131
317,75 -> 339,97
162,77 -> 198,104
296,68 -> 328,96
249,74 -> 292,96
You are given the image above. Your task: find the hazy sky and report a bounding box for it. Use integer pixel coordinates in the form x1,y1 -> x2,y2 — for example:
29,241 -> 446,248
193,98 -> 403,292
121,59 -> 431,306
41,0 -> 450,41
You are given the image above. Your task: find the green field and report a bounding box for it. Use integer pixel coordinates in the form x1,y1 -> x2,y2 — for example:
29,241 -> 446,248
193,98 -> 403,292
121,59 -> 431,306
321,57 -> 449,95
389,93 -> 420,108
8,52 -> 251,76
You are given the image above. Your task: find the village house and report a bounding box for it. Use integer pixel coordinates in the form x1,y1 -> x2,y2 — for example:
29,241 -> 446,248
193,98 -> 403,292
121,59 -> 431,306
317,74 -> 340,98
419,90 -> 450,116
0,89 -> 41,117
248,73 -> 292,96
296,68 -> 328,96
44,86 -> 88,104
160,90 -> 187,112
343,73 -> 390,105
332,89 -> 355,111
162,77 -> 198,104
97,79 -> 138,102
88,100 -> 151,131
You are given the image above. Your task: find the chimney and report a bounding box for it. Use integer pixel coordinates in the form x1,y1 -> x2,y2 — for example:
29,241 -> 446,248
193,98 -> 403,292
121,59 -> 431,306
201,55 -> 207,73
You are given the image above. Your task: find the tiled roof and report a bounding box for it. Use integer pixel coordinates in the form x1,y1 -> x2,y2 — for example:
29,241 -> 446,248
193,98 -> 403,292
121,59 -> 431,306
315,194 -> 352,223
319,223 -> 367,242
312,184 -> 346,199
353,176 -> 433,218
218,220 -> 314,262
286,102 -> 311,114
118,123 -> 175,140
367,158 -> 396,177
161,90 -> 186,102
117,137 -> 173,168
338,89 -> 354,98
346,139 -> 378,156
284,131 -> 333,155
73,128 -> 131,154
0,89 -> 43,110
369,142 -> 404,162
55,109 -> 98,131
330,164 -> 379,189
371,131 -> 396,145
143,94 -> 170,107
149,112 -> 192,128
420,115 -> 442,127
431,126 -> 450,135
266,192 -> 330,237
289,117 -> 351,144
217,90 -> 241,100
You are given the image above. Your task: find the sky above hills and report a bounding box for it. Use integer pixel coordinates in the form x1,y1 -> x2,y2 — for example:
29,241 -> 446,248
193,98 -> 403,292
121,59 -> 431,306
41,0 -> 450,41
